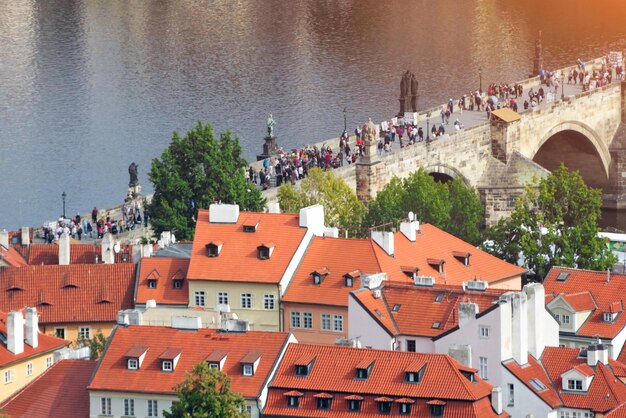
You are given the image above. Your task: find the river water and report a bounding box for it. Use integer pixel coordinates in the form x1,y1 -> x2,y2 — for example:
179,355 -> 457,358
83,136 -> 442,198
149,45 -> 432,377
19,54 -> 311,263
2,0 -> 626,229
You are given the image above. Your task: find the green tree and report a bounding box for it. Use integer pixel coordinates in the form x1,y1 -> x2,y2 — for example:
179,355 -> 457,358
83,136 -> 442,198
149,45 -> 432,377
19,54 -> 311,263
364,169 -> 483,244
277,167 -> 365,233
76,329 -> 108,360
164,362 -> 248,418
149,122 -> 266,240
484,164 -> 615,278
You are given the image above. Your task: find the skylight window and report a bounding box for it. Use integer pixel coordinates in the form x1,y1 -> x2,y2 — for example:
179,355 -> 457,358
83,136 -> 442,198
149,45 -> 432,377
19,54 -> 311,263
529,378 -> 546,391
435,294 -> 444,303
432,322 -> 441,329
556,272 -> 570,282
392,304 -> 401,312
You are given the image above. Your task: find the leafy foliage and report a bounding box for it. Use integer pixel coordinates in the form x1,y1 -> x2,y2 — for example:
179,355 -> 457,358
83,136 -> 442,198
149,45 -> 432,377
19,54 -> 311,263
164,362 -> 248,418
76,329 -> 108,360
278,167 -> 365,233
148,122 -> 265,240
484,164 -> 615,278
364,169 -> 483,244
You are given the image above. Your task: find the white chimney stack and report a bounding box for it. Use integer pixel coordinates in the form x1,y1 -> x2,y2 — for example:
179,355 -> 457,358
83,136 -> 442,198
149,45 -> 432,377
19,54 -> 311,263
587,345 -> 598,366
524,283 -> 547,358
209,203 -> 240,224
101,233 -> 115,264
371,231 -> 394,256
58,232 -> 70,265
25,307 -> 39,348
299,205 -> 325,236
491,386 -> 503,415
0,230 -> 8,249
7,311 -> 24,355
21,227 -> 30,246
458,302 -> 479,328
399,212 -> 419,242
268,202 -> 281,214
448,344 -> 472,367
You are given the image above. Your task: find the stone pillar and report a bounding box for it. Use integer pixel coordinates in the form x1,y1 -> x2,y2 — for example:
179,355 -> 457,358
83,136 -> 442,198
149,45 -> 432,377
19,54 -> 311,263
58,232 -> 70,265
257,135 -> 279,161
21,227 -> 30,246
356,119 -> 383,205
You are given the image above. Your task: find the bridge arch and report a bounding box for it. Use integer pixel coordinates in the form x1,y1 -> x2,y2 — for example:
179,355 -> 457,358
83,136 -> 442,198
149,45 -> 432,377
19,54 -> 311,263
530,120 -> 611,181
424,164 -> 470,186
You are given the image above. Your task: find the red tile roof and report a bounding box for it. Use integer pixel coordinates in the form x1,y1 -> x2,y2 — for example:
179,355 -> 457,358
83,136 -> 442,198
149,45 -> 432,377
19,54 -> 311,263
544,267 -> 626,338
88,326 -> 290,398
372,225 -> 525,287
281,237 -> 383,307
503,355 -> 561,408
0,359 -> 96,418
0,245 -> 28,267
0,311 -> 68,368
352,283 -> 506,338
0,264 -> 136,324
135,258 -> 189,305
26,243 -> 134,265
541,346 -> 626,412
187,210 -> 307,284
264,344 -> 506,418
560,292 -> 597,312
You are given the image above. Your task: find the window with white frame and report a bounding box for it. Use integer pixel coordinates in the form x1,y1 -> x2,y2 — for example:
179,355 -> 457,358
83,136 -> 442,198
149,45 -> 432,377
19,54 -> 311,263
128,358 -> 139,370
162,360 -> 173,372
240,293 -> 252,309
321,314 -> 331,331
562,314 -> 571,325
303,312 -> 313,329
3,371 -> 10,384
217,292 -> 229,305
101,397 -> 111,415
605,312 -> 614,322
560,412 -> 570,418
554,313 -> 561,323
479,357 -> 488,379
567,379 -> 583,391
290,312 -> 301,328
572,412 -> 582,418
124,399 -> 135,416
243,364 -> 254,376
479,326 -> 490,338
26,362 -> 32,377
333,314 -> 344,332
148,399 -> 159,417
46,356 -> 53,368
194,291 -> 206,307
78,327 -> 90,340
263,294 -> 275,310
507,383 -> 514,406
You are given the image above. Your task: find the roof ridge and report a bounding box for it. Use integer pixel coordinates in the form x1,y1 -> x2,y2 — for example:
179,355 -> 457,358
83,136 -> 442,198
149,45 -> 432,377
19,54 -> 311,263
442,355 -> 479,400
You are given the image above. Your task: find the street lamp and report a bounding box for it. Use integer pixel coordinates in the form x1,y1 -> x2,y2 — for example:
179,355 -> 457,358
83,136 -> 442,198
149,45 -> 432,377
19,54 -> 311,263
425,112 -> 431,142
343,107 -> 347,133
479,66 -> 483,94
61,191 -> 66,219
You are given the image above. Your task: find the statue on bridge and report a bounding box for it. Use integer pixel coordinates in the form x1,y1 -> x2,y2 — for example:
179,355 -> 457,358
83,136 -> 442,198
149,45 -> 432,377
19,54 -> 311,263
398,70 -> 418,116
267,113 -> 276,138
128,162 -> 139,187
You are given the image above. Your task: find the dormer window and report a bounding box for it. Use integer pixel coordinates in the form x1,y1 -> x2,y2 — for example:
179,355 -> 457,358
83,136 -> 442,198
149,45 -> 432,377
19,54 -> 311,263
206,350 -> 228,371
427,258 -> 445,273
125,345 -> 148,370
173,280 -> 183,289
208,362 -> 220,370
396,399 -> 414,415
567,379 -> 583,391
311,268 -> 329,285
375,397 -> 393,414
205,241 -> 223,257
257,242 -> 274,260
461,371 -> 475,382
605,312 -> 616,322
355,359 -> 375,380
148,279 -> 157,289
452,251 -> 471,266
345,395 -> 363,411
243,364 -> 253,376
314,393 -> 333,410
162,360 -> 173,372
405,363 -> 426,383
240,352 -> 261,377
128,358 -> 139,370
401,265 -> 419,279
284,391 -> 303,408
243,219 -> 260,233
428,400 -> 446,417
159,348 -> 181,373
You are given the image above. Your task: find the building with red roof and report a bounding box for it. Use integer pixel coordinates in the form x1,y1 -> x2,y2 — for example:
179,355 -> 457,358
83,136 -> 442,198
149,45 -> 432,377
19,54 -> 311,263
262,343 -> 509,417
88,322 -> 294,418
0,308 -> 68,402
1,359 -> 96,418
135,257 -> 190,308
0,263 -> 136,342
544,267 -> 626,358
186,204 -> 326,332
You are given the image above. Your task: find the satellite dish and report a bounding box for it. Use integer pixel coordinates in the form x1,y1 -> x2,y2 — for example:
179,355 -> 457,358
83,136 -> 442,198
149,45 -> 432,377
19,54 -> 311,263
408,211 -> 415,222
113,242 -> 121,253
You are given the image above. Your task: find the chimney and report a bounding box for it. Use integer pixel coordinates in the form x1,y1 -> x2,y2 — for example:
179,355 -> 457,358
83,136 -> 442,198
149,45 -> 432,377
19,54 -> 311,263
587,345 -> 598,366
399,212 -> 419,242
597,344 -> 609,365
101,233 -> 115,264
268,202 -> 281,214
0,230 -> 8,249
21,227 -> 30,246
500,292 -> 528,365
371,231 -> 394,256
323,227 -> 339,238
171,316 -> 202,330
524,283 -> 546,358
299,204 -> 325,236
25,307 -> 38,348
458,302 -> 479,328
448,344 -> 472,367
58,232 -> 70,265
209,203 -> 240,224
7,311 -> 24,355
491,386 -> 503,415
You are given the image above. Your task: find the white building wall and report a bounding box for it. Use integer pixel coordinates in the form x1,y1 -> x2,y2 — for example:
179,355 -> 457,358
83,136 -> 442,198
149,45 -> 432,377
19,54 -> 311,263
609,327 -> 626,360
347,295 -> 394,350
396,335 -> 433,353
434,306 -> 503,386
501,368 -> 558,418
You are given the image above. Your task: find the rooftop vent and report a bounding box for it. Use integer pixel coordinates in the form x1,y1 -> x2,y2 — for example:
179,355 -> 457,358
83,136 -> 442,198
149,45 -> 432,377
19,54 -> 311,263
463,280 -> 488,292
414,275 -> 435,287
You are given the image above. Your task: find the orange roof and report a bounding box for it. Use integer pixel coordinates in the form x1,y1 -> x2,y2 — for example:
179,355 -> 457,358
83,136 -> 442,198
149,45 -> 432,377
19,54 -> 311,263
372,225 -> 525,287
264,344 -> 506,418
503,356 -> 561,408
26,243 -> 134,265
561,292 -> 597,312
0,264 -> 136,324
282,237 -> 382,306
544,267 -> 626,338
0,245 -> 28,267
1,360 -> 95,418
542,346 -> 626,412
0,311 -> 68,367
136,258 -> 190,305
187,210 -> 307,284
352,283 -> 506,338
88,326 -> 290,398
